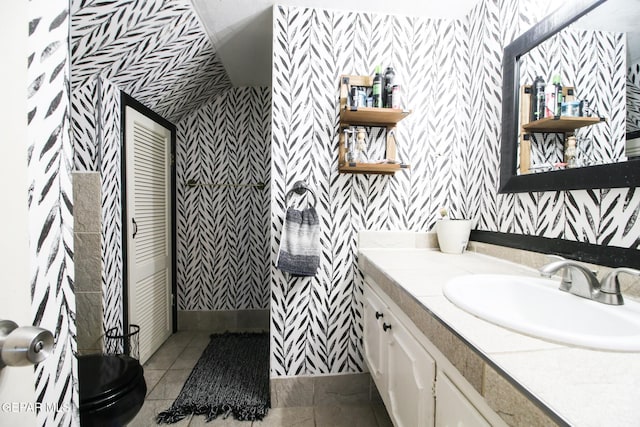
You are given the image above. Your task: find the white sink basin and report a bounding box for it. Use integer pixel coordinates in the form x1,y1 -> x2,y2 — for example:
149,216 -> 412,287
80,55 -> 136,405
443,274 -> 640,352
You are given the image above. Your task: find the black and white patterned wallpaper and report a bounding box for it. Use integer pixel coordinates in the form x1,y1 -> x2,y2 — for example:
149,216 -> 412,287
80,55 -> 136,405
628,61 -> 640,133
94,83 -> 273,330
176,87 -> 271,311
486,1 -> 640,248
98,77 -> 125,339
27,0 -> 77,425
271,5 -> 470,376
271,0 -> 640,377
70,0 -> 236,337
71,0 -> 232,171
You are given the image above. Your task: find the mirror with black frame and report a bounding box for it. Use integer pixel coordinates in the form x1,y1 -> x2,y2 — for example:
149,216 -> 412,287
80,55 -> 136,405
500,0 -> 640,193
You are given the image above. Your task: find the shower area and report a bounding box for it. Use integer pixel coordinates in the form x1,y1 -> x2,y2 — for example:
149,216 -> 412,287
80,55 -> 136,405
71,0 -> 272,357
174,88 -> 271,333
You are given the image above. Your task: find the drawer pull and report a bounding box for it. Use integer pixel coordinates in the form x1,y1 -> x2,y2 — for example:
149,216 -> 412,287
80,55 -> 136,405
383,323 -> 392,332
375,312 -> 384,319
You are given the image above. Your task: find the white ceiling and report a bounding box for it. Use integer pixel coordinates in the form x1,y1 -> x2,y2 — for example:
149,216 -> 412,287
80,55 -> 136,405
572,0 -> 640,64
190,0 -> 481,87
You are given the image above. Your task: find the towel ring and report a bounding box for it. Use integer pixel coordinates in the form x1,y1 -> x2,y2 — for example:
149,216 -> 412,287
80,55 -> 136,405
285,180 -> 317,208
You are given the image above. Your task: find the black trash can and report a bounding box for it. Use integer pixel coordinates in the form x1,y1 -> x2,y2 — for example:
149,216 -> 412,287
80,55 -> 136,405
78,325 -> 146,426
104,324 -> 140,359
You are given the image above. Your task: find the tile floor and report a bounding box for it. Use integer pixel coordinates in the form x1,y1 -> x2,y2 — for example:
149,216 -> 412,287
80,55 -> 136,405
129,331 -> 393,427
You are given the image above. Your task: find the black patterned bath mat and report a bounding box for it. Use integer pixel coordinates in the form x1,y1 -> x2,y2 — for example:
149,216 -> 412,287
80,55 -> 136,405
156,332 -> 270,424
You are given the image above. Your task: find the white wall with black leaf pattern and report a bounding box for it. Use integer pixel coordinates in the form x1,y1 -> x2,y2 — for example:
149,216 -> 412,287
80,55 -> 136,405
628,61 -> 640,133
271,5 -> 468,376
98,77 -> 125,340
27,0 -> 78,425
271,0 -> 640,378
519,28 -> 626,168
70,0 -> 242,342
26,0 -> 637,414
71,0 -> 232,171
176,87 -> 271,311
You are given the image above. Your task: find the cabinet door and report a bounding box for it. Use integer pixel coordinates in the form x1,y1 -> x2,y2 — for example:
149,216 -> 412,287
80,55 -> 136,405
435,371 -> 491,427
386,310 -> 436,427
363,285 -> 386,383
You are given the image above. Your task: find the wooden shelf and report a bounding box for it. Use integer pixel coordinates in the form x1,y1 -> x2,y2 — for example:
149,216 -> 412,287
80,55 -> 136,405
338,74 -> 412,175
518,84 -> 606,174
340,106 -> 412,127
522,116 -> 605,133
338,162 -> 410,175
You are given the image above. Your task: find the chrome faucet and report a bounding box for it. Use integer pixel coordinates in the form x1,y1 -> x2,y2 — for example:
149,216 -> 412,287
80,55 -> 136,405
544,255 -> 572,292
540,259 -> 640,305
539,259 -> 601,301
599,268 -> 640,305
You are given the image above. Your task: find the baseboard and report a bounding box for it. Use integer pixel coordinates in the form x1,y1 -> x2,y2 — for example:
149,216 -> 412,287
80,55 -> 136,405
270,373 -> 380,408
177,309 -> 269,332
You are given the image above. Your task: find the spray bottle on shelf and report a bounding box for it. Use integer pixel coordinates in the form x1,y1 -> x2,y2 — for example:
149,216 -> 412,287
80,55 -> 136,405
372,66 -> 383,108
383,67 -> 395,108
553,75 -> 563,116
544,79 -> 555,118
531,76 -> 545,121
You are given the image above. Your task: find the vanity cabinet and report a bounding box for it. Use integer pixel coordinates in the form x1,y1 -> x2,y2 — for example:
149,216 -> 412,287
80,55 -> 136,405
364,282 -> 498,427
386,308 -> 437,427
435,371 -> 492,427
363,285 -> 435,426
338,75 -> 412,175
363,284 -> 387,383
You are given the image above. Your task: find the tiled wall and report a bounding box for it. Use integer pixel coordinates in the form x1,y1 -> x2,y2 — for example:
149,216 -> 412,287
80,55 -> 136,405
73,172 -> 103,354
270,0 -> 640,378
270,373 -> 375,408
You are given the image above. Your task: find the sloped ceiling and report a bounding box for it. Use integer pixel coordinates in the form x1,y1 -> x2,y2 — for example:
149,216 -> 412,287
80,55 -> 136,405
191,0 -> 482,86
71,0 -> 232,123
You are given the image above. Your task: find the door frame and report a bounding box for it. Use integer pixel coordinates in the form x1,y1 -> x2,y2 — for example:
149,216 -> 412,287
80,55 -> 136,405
120,91 -> 177,339
0,1 -> 38,422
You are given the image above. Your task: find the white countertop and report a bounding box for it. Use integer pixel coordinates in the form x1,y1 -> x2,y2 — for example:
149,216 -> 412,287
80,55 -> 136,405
359,247 -> 640,427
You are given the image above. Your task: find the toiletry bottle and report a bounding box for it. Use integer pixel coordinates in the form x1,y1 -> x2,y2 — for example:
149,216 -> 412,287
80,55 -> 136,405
372,66 -> 383,108
544,80 -> 556,118
345,128 -> 356,164
531,76 -> 545,121
564,135 -> 576,168
383,66 -> 395,108
355,128 -> 367,162
391,85 -> 401,109
553,75 -> 563,116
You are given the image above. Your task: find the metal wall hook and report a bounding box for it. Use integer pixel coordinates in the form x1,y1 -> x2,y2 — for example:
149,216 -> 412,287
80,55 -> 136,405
286,180 -> 317,208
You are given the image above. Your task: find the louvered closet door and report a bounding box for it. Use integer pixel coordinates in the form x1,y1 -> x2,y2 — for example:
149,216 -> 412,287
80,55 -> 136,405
125,106 -> 172,364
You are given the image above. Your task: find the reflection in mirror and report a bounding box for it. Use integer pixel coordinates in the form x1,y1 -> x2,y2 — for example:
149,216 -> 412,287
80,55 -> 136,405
516,0 -> 639,175
499,0 -> 640,193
